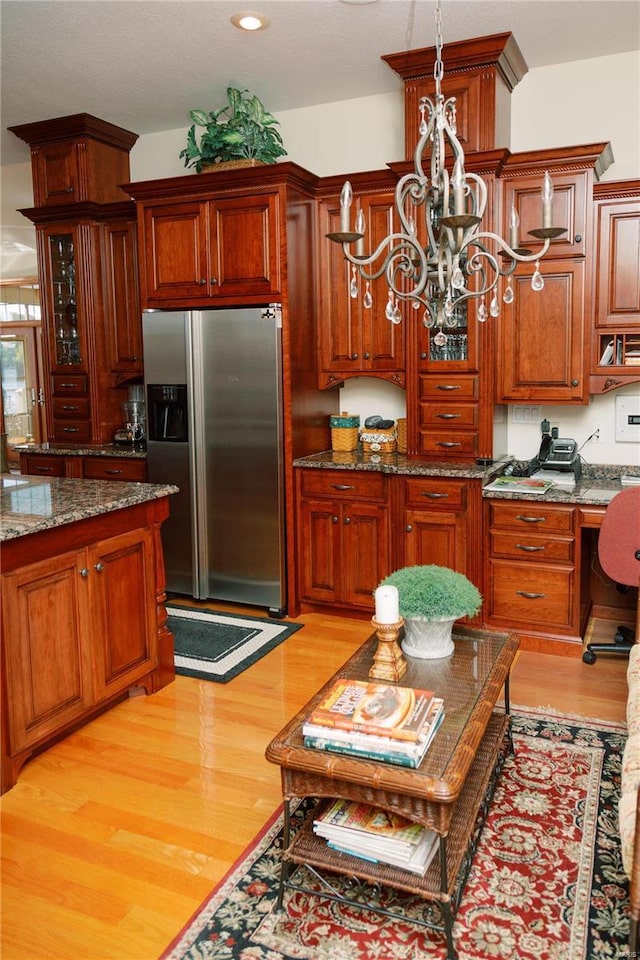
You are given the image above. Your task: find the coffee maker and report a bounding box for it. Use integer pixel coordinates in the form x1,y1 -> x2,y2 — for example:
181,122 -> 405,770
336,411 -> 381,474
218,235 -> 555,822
114,386 -> 146,447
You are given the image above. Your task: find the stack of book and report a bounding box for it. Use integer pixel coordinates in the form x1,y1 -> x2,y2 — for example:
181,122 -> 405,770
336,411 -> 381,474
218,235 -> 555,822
313,798 -> 439,875
302,679 -> 444,768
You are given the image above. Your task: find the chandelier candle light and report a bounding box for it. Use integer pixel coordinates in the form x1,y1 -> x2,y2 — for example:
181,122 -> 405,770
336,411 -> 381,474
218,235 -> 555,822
370,585 -> 407,682
327,0 -> 566,347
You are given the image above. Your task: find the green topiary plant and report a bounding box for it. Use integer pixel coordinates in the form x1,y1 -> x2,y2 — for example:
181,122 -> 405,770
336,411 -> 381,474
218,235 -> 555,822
379,565 -> 482,621
179,87 -> 287,172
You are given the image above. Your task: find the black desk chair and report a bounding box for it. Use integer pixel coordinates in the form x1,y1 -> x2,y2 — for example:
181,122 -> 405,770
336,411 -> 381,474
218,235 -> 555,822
583,486 -> 640,665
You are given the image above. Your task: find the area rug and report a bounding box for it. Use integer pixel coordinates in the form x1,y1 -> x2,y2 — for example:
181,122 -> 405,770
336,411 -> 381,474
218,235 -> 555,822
159,708 -> 630,959
167,606 -> 303,683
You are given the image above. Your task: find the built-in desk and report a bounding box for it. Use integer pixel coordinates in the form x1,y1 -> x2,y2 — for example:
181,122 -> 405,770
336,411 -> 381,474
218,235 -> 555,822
482,477 -> 637,655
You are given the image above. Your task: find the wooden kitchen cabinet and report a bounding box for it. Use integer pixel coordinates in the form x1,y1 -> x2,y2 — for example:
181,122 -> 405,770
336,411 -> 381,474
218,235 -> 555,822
495,143 -> 612,405
484,499 -> 579,644
296,469 -> 390,611
14,115 -> 143,445
8,113 -> 138,208
399,476 -> 483,622
136,191 -> 280,306
2,527 -> 156,757
20,451 -> 147,481
316,172 -> 405,388
1,493 -> 173,792
591,180 -> 640,393
496,258 -> 587,403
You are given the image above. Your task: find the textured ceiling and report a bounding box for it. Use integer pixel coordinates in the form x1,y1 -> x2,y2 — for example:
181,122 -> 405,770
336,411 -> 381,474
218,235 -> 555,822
2,0 -> 639,166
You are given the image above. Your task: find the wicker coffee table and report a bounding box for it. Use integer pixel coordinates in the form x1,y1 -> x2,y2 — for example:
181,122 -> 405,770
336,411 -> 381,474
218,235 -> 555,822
265,625 -> 519,960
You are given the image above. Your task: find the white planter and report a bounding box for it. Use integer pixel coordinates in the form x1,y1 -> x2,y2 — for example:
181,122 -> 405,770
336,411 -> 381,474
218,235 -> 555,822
401,615 -> 457,660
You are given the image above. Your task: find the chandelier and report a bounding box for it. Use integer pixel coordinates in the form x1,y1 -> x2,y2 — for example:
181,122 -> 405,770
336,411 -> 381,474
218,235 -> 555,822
327,0 -> 566,343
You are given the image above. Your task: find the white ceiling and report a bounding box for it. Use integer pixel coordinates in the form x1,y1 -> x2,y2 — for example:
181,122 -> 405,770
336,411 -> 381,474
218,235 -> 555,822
1,0 -> 639,167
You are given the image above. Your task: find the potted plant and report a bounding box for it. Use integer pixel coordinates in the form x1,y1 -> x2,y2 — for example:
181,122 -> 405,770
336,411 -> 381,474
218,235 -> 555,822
179,87 -> 287,172
378,565 -> 482,660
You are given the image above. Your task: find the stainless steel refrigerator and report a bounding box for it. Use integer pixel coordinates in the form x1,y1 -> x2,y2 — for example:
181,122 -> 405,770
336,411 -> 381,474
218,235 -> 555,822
143,306 -> 287,615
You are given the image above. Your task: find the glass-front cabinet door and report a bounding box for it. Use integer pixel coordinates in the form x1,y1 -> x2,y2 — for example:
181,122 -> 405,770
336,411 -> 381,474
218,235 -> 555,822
46,230 -> 82,368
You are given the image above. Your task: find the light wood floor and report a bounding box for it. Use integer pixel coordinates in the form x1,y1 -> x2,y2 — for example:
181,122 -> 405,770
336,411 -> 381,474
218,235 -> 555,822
0,606 -> 630,960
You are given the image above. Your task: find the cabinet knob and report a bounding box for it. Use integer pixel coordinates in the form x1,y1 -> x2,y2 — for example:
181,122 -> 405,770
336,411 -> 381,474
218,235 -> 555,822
351,353 -> 359,360
574,234 -> 582,243
363,352 -> 370,360
332,516 -> 339,524
210,278 -> 217,285
420,352 -> 427,360
65,187 -> 75,194
405,524 -> 413,533
571,379 -> 579,387
94,562 -> 104,572
344,516 -> 351,524
198,279 -> 206,285
79,568 -> 89,578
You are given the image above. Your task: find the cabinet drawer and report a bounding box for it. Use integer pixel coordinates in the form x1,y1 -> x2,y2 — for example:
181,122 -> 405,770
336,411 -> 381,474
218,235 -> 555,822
82,458 -> 147,482
22,455 -> 68,477
488,501 -> 575,533
299,469 -> 386,502
52,374 -> 88,396
420,375 -> 478,400
52,420 -> 92,442
417,431 -> 478,458
420,403 -> 478,428
490,531 -> 574,563
405,477 -> 467,510
53,397 -> 90,419
489,559 -> 574,628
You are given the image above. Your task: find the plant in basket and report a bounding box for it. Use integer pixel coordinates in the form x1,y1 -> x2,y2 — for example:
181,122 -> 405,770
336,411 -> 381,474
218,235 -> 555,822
179,87 -> 287,172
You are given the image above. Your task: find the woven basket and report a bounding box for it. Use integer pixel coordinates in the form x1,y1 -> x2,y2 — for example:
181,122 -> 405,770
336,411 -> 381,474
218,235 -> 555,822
330,413 -> 360,452
397,418 -> 407,453
360,427 -> 397,454
200,158 -> 265,173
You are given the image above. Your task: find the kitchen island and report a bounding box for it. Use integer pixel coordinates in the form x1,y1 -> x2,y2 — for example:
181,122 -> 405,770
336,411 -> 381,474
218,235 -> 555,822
1,474 -> 177,793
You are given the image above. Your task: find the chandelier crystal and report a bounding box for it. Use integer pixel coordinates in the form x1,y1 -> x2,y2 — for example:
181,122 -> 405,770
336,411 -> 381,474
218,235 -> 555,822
327,0 -> 566,342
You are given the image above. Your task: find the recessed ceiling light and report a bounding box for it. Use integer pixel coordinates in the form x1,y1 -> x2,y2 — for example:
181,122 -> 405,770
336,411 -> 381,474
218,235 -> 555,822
231,11 -> 270,31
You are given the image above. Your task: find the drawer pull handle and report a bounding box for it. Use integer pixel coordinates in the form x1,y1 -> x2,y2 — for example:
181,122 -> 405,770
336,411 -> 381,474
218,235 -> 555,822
437,413 -> 461,419
36,466 -> 54,473
423,491 -> 448,499
59,382 -> 77,388
61,404 -> 78,411
105,469 -> 124,475
63,427 -> 80,433
516,515 -> 545,523
516,590 -> 546,599
516,543 -> 545,552
332,484 -> 355,490
437,441 -> 462,448
436,384 -> 461,391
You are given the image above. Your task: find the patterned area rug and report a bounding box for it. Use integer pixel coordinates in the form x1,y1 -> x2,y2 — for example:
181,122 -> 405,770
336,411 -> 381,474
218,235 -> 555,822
160,709 -> 629,959
167,606 -> 303,683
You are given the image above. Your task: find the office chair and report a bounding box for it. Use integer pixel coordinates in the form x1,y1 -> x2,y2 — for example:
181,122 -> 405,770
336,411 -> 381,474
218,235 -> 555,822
583,486 -> 640,665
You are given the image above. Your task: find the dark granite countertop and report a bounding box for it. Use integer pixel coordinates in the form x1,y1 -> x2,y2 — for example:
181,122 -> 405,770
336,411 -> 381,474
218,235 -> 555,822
294,451 -> 640,506
0,474 -> 177,542
293,450 -> 510,480
13,443 -> 147,460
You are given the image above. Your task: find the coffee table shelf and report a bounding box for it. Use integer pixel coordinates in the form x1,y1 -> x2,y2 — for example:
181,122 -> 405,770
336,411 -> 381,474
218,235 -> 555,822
266,627 -> 518,960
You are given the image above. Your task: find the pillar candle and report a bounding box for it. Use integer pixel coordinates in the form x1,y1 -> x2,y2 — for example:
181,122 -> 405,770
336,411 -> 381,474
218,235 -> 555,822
541,171 -> 554,229
375,585 -> 400,624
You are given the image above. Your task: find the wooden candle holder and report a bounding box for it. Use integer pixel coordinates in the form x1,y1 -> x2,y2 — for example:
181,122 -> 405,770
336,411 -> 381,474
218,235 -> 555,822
369,617 -> 407,682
